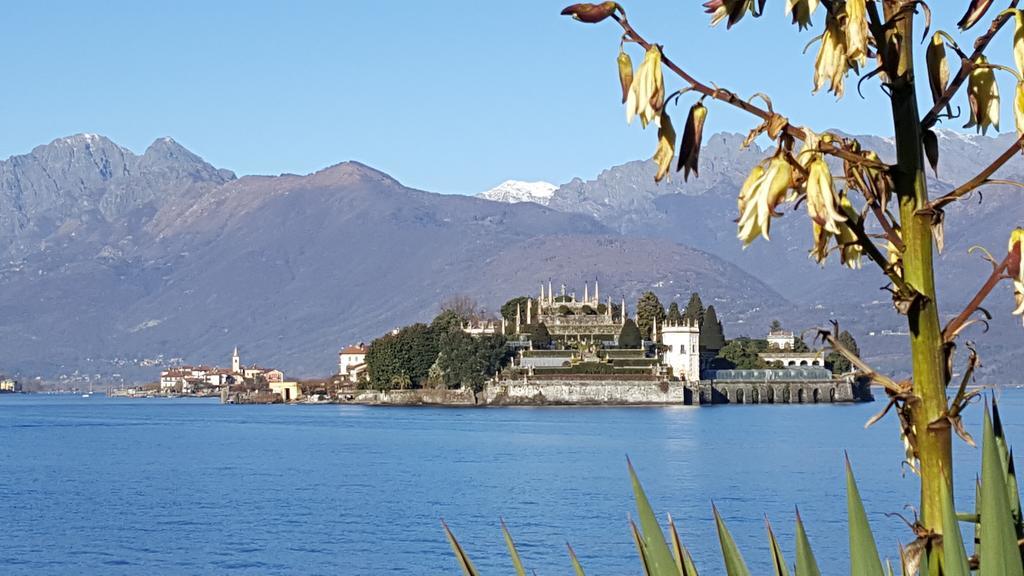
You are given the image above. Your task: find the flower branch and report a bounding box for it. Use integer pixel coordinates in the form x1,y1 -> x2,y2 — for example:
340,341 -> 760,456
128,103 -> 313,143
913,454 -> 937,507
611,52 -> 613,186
921,0 -> 1020,129
942,252 -> 1012,341
608,13 -> 888,170
925,133 -> 1024,211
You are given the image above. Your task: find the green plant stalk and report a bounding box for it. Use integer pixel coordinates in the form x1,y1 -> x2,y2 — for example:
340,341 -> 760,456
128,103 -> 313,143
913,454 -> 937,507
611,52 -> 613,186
883,0 -> 952,552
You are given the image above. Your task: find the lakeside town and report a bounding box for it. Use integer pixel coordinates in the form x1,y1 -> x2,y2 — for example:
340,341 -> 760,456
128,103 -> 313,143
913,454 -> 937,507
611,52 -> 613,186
21,280 -> 873,407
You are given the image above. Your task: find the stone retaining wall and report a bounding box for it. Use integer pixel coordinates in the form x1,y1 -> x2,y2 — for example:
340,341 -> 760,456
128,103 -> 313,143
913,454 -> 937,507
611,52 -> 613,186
483,378 -> 688,405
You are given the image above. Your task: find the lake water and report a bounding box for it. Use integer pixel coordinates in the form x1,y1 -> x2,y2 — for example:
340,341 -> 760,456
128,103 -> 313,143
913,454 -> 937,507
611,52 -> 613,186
1,392 -> 1021,575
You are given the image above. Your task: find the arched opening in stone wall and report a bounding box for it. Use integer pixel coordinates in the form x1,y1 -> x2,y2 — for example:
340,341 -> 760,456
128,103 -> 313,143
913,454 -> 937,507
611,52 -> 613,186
800,360 -> 809,366
797,388 -> 805,403
812,388 -> 820,403
735,388 -> 744,404
751,387 -> 760,404
767,386 -> 775,403
787,361 -> 796,366
829,387 -> 836,402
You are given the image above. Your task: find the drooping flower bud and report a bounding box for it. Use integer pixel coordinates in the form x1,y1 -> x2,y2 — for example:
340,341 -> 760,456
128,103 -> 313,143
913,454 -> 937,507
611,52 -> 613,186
926,33 -> 950,109
1015,81 -> 1024,138
560,2 -> 622,23
845,0 -> 869,67
626,46 -> 665,129
805,157 -> 846,234
958,0 -> 996,31
813,14 -> 849,98
737,153 -> 793,246
677,101 -> 708,180
703,0 -> 728,26
1010,228 -> 1024,322
836,197 -> 863,269
785,0 -> 819,30
964,56 -> 1000,135
617,49 -> 633,105
1010,9 -> 1024,77
653,112 -> 676,183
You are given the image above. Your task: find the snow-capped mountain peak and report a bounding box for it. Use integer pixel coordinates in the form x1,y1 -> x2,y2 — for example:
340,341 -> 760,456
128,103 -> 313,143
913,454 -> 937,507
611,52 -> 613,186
476,180 -> 557,206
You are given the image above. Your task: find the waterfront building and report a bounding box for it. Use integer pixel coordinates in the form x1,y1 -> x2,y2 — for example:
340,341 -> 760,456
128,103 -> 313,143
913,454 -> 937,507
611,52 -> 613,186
759,330 -> 825,367
269,380 -> 301,402
660,320 -> 701,382
159,348 -> 284,392
338,344 -> 368,378
0,377 -> 20,392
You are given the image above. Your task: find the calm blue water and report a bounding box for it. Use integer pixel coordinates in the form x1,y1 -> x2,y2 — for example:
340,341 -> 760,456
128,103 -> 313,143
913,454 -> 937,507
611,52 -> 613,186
1,392 -> 1021,575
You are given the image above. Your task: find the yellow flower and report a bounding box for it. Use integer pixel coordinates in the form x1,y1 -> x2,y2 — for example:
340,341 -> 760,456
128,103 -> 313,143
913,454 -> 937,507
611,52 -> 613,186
626,46 -> 664,129
1010,228 -> 1024,321
845,0 -> 869,67
737,154 -> 793,246
652,112 -> 676,183
813,14 -> 849,98
805,157 -> 846,234
1011,9 -> 1024,76
836,197 -> 863,269
703,0 -> 728,26
785,0 -> 819,29
1016,81 -> 1024,138
617,49 -> 633,105
926,33 -> 949,108
965,56 -> 1000,134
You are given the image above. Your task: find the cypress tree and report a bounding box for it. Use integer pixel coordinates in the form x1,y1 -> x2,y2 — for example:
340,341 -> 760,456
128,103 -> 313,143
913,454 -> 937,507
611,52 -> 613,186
683,292 -> 705,326
699,305 -> 726,351
618,318 -> 642,348
666,302 -> 683,324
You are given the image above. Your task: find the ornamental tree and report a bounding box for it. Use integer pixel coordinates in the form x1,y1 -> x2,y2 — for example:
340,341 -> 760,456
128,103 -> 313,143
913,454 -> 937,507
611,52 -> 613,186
556,0 -> 1024,569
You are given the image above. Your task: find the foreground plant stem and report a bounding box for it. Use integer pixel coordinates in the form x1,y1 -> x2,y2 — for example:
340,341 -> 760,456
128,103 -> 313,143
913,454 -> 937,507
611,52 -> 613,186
884,0 -> 952,563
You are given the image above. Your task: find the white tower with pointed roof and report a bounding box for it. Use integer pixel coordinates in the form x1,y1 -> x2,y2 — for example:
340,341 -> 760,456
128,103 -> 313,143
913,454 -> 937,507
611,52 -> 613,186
232,347 -> 241,373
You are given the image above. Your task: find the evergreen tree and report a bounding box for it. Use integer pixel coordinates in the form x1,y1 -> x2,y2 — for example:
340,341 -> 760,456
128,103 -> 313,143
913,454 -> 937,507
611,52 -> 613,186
682,292 -> 705,326
635,291 -> 666,340
527,322 -> 552,349
618,318 -> 642,348
666,302 -> 682,324
500,296 -> 538,333
827,330 -> 860,374
699,305 -> 726,351
716,337 -> 769,370
769,319 -> 784,333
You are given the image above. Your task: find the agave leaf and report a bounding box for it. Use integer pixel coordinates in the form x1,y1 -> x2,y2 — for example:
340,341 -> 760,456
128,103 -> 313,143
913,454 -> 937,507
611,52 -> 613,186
668,514 -> 700,576
713,504 -> 752,576
993,398 -> 1024,535
627,459 -> 679,575
567,543 -> 587,576
940,470 -> 970,576
846,457 -> 885,576
975,476 -> 983,560
630,518 -> 654,576
794,508 -> 822,576
980,406 -> 1024,576
500,519 -> 527,576
765,516 -> 791,576
442,520 -> 480,576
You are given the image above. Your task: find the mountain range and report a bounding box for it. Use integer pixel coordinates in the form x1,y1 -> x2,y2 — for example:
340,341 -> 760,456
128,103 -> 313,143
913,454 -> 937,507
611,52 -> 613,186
476,180 -> 557,205
0,131 -> 1019,385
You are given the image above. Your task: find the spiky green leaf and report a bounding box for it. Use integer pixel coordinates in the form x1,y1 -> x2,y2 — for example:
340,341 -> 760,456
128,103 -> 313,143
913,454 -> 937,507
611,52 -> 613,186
846,457 -> 885,576
500,519 -> 527,576
766,517 -> 791,576
940,470 -> 971,576
628,459 -> 679,576
630,519 -> 654,576
794,509 -> 822,576
568,543 -> 587,576
442,520 -> 480,576
980,407 -> 1024,576
668,514 -> 700,576
713,504 -> 752,576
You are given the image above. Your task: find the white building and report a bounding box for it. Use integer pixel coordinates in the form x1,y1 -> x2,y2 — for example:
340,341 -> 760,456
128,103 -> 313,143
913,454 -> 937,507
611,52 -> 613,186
767,330 -> 796,350
339,344 -> 368,378
660,320 -> 701,382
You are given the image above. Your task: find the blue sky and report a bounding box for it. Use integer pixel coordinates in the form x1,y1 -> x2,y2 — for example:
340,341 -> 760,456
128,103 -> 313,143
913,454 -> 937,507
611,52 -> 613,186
0,1 -> 1010,193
